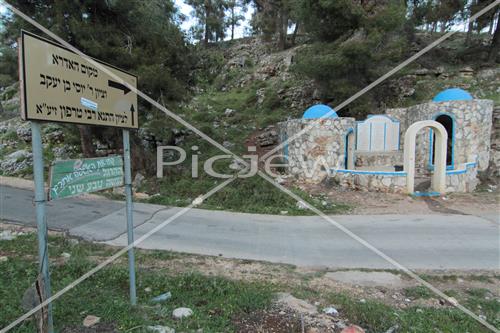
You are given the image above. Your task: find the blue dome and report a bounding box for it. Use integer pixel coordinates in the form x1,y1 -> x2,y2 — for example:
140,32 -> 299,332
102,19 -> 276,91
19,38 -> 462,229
433,88 -> 473,102
302,104 -> 338,119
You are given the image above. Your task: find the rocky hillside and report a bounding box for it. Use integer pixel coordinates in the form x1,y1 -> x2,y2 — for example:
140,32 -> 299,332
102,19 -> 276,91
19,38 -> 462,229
1,34 -> 499,185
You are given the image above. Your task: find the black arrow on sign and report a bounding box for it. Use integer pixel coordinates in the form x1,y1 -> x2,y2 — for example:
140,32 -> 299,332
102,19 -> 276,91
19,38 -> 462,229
108,80 -> 131,94
130,104 -> 135,126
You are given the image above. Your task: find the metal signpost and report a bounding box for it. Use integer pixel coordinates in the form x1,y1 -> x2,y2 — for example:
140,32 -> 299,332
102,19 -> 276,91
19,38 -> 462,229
19,30 -> 139,331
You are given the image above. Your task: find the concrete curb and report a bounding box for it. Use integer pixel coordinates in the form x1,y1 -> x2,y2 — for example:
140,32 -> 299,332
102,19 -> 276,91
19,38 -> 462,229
0,176 -> 105,200
0,176 -> 35,190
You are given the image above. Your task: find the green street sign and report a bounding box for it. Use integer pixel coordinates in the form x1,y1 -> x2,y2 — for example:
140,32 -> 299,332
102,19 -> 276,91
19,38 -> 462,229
49,156 -> 124,200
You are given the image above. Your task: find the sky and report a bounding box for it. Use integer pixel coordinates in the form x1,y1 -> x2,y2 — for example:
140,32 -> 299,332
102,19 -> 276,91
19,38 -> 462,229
0,1 -> 253,40
175,0 -> 253,40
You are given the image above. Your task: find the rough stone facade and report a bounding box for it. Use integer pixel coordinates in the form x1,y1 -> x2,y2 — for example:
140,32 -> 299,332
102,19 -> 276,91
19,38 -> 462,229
354,151 -> 403,169
278,99 -> 493,194
485,106 -> 499,183
332,170 -> 407,193
331,162 -> 478,194
386,100 -> 493,171
445,163 -> 478,193
277,117 -> 355,182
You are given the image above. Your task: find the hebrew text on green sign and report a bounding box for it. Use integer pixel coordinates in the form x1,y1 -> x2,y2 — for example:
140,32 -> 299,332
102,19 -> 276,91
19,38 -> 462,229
49,156 -> 123,200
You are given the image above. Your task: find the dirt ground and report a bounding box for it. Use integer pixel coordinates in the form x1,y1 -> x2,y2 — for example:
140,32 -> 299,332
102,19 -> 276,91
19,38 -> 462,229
2,222 -> 499,333
300,181 -> 499,217
140,250 -> 500,332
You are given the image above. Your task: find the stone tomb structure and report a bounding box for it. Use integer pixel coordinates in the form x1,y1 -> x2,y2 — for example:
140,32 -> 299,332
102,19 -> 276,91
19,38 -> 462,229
277,89 -> 494,195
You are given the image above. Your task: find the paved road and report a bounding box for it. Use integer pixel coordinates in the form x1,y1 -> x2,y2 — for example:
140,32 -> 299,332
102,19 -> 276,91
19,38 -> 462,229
1,185 -> 499,270
1,185 -> 124,230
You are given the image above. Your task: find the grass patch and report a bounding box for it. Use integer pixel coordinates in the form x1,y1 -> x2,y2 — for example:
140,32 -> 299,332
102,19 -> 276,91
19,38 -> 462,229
326,291 -> 499,333
0,233 -> 275,332
404,286 -> 434,300
147,175 -> 350,215
1,232 -> 499,332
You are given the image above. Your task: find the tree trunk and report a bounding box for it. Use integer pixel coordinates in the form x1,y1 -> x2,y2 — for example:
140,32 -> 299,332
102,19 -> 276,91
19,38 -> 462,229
466,0 -> 477,45
488,18 -> 500,62
231,7 -> 235,40
78,125 -> 95,157
291,22 -> 299,46
277,10 -> 287,50
204,1 -> 211,45
466,20 -> 473,44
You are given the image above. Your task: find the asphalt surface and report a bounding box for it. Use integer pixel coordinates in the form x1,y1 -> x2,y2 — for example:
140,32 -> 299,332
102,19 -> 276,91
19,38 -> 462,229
0,185 -> 124,230
1,184 -> 499,270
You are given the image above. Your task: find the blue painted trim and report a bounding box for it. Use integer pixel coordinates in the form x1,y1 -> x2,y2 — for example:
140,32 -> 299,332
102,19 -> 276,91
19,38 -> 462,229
355,125 -> 358,150
446,169 -> 467,175
344,128 -> 354,169
429,112 -> 455,169
412,191 -> 441,197
428,165 -> 455,171
445,161 -> 477,175
397,126 -> 400,150
333,169 -> 407,176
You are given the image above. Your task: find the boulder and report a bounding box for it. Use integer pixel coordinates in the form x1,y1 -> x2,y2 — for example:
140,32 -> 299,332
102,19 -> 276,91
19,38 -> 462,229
341,325 -> 365,333
83,315 -> 101,327
0,150 -> 33,175
224,108 -> 236,117
16,127 -> 32,142
147,326 -> 175,333
133,173 -> 145,188
256,129 -> 278,147
172,307 -> 193,319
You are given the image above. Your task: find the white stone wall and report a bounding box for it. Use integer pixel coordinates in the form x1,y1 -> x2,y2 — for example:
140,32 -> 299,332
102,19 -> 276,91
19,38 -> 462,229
332,171 -> 407,193
387,100 -> 493,171
486,106 -> 499,182
445,163 -> 479,193
277,118 -> 356,182
355,151 -> 404,168
278,99 -> 492,192
331,163 -> 477,194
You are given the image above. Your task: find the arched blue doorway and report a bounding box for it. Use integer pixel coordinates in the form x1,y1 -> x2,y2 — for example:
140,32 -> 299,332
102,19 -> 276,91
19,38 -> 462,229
429,113 -> 454,169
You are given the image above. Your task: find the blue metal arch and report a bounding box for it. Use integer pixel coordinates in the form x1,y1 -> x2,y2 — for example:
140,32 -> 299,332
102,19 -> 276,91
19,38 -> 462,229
428,111 -> 456,170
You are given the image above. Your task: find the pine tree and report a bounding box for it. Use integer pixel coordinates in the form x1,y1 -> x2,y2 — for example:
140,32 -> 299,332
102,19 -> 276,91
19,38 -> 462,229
187,0 -> 229,44
0,0 -> 192,157
226,0 -> 247,40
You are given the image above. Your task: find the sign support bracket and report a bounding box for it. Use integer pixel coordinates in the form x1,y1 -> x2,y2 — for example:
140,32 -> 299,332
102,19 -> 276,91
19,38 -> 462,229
122,129 -> 137,305
31,121 -> 54,333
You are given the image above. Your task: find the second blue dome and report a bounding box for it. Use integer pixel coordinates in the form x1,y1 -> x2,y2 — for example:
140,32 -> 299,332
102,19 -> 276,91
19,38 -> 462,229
302,104 -> 338,119
433,88 -> 473,102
